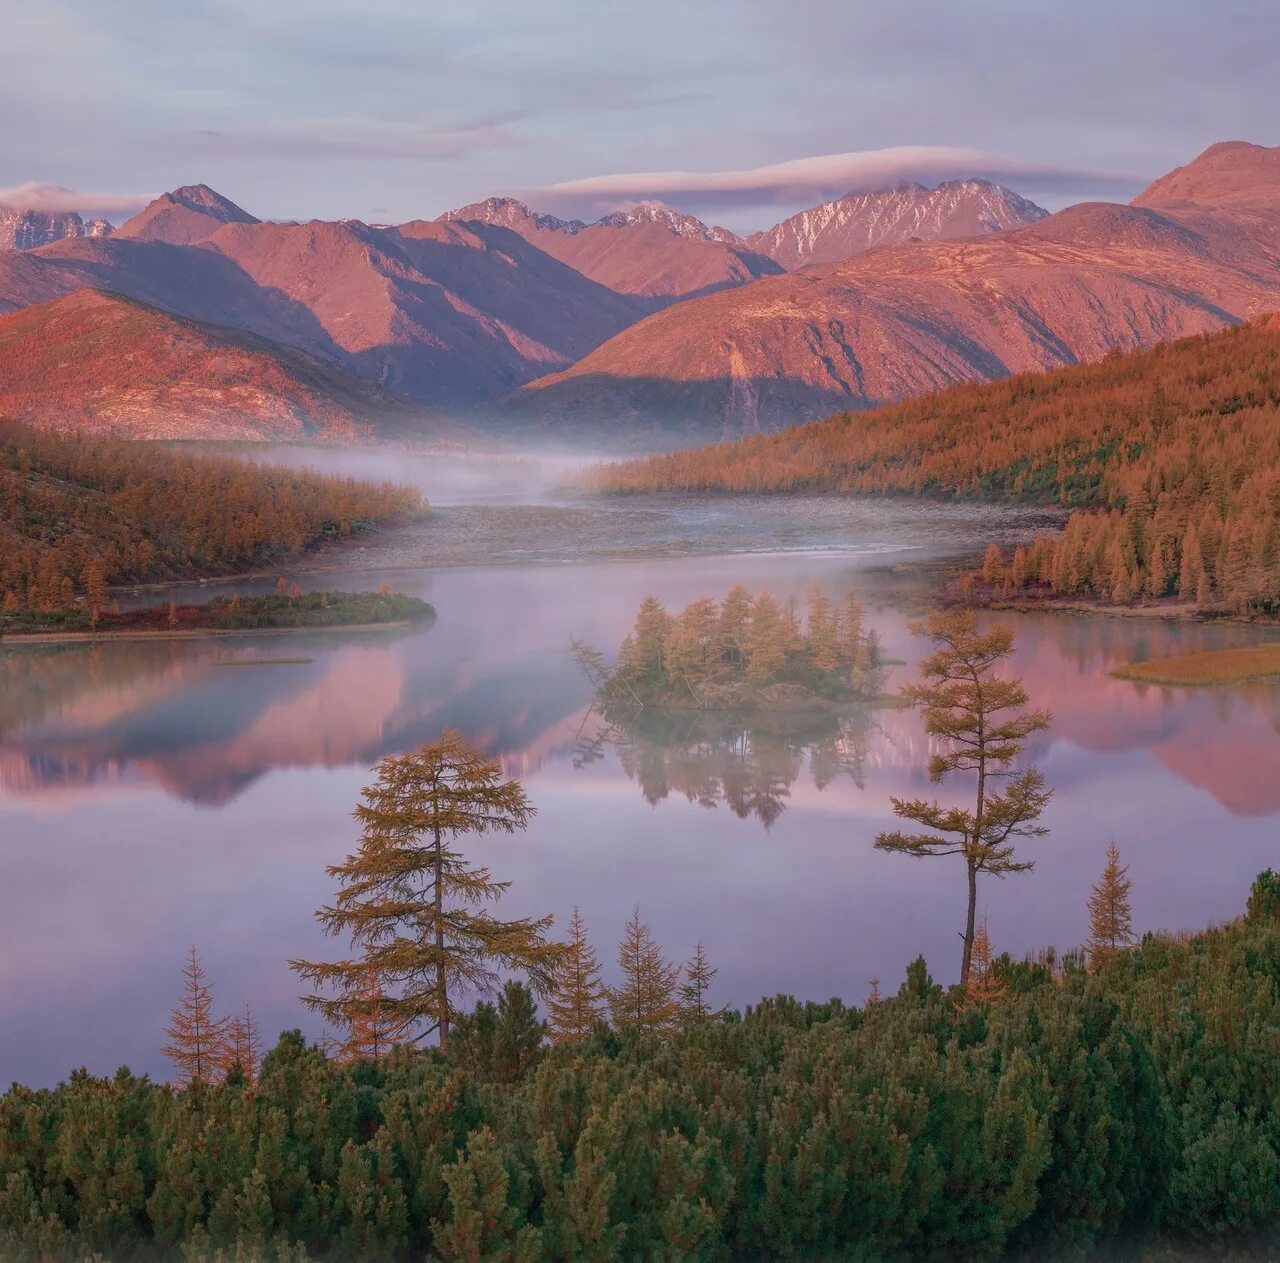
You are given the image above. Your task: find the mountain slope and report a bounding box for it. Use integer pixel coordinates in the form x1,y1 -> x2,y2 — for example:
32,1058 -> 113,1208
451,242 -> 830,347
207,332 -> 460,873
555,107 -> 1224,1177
0,289 -> 449,441
114,184 -> 259,245
0,189 -> 644,408
439,197 -> 781,301
589,313 -> 1280,617
202,216 -> 643,403
743,179 -> 1047,268
589,312 -> 1280,495
499,142 -> 1280,442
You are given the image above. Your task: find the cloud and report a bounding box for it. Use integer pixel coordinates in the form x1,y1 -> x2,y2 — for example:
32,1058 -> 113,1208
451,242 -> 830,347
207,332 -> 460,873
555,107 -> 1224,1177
180,114 -> 530,163
528,146 -> 1142,218
0,182 -> 154,218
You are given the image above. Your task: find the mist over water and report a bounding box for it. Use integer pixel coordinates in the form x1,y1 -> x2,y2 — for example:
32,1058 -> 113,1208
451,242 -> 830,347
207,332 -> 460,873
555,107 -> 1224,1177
4,448 -> 1279,1087
217,443 -> 601,507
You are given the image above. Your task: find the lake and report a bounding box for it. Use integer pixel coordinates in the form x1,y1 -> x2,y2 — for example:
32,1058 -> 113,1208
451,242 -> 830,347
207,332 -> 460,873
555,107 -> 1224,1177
4,454 -> 1278,1087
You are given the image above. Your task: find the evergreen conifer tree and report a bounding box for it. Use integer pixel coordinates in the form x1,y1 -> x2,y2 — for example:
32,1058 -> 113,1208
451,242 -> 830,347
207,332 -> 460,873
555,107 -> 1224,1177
433,1128 -> 542,1263
1087,842 -> 1135,970
678,942 -> 721,1023
291,733 -> 562,1053
876,611 -> 1052,982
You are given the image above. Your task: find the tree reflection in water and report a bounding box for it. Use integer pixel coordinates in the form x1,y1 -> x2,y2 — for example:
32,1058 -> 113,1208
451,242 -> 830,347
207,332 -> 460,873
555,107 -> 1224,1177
573,704 -> 884,827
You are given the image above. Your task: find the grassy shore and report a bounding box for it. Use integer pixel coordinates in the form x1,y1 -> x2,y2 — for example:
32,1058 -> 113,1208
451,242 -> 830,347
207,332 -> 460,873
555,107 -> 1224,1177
0,590 -> 434,641
1113,643 -> 1280,686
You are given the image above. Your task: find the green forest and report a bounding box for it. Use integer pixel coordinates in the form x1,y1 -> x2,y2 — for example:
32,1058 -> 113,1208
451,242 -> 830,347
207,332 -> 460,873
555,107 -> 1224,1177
0,420 -> 424,614
5,883 -> 1280,1262
6,616 -> 1279,1260
588,318 -> 1280,616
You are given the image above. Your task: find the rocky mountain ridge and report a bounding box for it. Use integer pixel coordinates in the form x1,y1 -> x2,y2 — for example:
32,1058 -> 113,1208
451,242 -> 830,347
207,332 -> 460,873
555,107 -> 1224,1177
0,207 -> 113,251
497,141 -> 1280,443
742,178 -> 1048,268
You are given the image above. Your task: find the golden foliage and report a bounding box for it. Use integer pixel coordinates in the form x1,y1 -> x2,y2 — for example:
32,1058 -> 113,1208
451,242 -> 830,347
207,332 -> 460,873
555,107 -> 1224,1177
590,320 -> 1280,614
0,418 -> 422,611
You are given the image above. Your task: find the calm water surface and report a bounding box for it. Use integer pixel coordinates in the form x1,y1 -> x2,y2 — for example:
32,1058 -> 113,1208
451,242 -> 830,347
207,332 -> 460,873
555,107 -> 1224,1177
4,455 -> 1278,1086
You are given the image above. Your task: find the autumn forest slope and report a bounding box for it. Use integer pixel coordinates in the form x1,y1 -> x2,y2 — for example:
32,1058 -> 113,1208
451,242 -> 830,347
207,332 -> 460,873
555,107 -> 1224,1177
591,315 -> 1280,613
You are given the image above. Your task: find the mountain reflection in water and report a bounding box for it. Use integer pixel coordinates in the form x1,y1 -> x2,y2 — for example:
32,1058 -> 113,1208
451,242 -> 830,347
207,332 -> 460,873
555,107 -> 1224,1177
3,545 -> 1280,1088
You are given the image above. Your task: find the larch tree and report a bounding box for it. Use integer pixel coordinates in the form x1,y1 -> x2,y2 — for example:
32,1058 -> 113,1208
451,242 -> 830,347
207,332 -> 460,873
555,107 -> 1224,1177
222,1003 -> 262,1083
621,595 -> 669,682
330,965 -> 412,1065
744,592 -> 788,679
679,941 -> 721,1023
664,598 -> 719,696
876,610 -> 1052,983
82,557 -> 109,618
609,907 -> 680,1034
1087,842 -> 1135,971
290,732 -> 563,1054
805,584 -> 839,672
963,918 -> 1007,1007
718,584 -> 753,668
162,947 -> 229,1087
546,906 -> 608,1043
981,542 -> 1006,586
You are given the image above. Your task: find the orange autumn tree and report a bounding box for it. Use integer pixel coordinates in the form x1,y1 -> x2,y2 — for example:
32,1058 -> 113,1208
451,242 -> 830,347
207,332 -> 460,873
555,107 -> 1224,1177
329,966 -> 412,1064
222,1003 -> 262,1083
876,611 -> 1052,983
963,918 -> 1007,1007
162,948 -> 229,1087
1087,842 -> 1136,971
291,732 -> 563,1054
545,906 -> 608,1044
609,907 -> 680,1035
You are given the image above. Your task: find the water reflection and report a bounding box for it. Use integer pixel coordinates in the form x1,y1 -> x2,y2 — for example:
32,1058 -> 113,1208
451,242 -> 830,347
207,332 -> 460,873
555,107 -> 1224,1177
574,706 -> 883,826
4,600 -> 1276,818
4,548 -> 1280,1088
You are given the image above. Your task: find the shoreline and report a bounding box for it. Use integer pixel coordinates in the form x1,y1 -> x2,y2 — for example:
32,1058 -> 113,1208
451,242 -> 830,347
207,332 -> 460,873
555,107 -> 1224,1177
977,595 -> 1280,629
0,620 -> 415,647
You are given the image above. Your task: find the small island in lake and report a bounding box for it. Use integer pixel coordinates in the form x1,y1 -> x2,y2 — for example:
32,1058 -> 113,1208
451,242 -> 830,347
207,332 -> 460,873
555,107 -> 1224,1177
0,588 -> 435,640
1113,643 -> 1280,686
574,583 -> 884,713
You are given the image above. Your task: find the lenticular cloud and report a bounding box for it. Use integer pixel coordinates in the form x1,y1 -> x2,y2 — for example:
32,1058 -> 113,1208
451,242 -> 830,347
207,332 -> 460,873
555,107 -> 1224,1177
533,146 -> 1136,217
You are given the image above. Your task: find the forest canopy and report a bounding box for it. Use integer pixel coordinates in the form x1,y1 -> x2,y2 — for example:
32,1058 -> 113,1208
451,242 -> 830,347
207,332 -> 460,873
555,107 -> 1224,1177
576,583 -> 882,711
5,878 -> 1280,1262
588,318 -> 1280,614
0,419 -> 423,612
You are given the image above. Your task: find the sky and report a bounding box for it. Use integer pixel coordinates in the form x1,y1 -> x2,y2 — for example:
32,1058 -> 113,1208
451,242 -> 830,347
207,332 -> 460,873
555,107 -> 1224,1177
2,0 -> 1277,232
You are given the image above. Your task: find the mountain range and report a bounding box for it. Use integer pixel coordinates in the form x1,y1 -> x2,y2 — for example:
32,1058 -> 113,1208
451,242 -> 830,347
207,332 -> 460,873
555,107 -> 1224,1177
0,206 -> 114,251
507,141 -> 1280,441
0,142 -> 1276,444
0,289 -> 449,441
